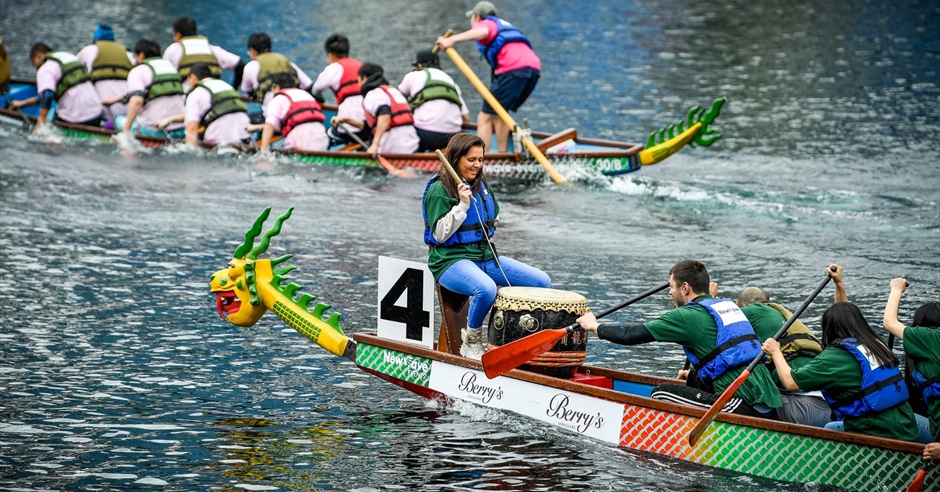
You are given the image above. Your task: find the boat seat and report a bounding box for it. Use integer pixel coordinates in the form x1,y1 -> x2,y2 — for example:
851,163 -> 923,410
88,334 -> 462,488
435,283 -> 469,356
536,127 -> 577,153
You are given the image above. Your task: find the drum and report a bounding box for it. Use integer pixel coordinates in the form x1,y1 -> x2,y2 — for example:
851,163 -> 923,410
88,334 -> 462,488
487,287 -> 590,378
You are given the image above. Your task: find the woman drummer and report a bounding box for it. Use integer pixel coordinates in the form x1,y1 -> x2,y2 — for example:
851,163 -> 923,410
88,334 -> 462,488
422,132 -> 551,360
762,291 -> 921,442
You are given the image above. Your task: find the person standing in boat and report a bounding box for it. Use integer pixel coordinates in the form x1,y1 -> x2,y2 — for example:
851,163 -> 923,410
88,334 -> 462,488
334,63 -> 419,156
156,62 -> 250,148
76,23 -> 135,122
102,39 -> 186,139
9,43 -> 103,134
423,132 -> 552,359
254,72 -> 329,153
761,270 -> 921,442
240,32 -> 313,113
436,1 -> 540,153
312,34 -> 370,148
709,284 -> 830,427
162,17 -> 244,92
577,260 -> 783,417
883,280 -> 940,441
398,49 -> 470,152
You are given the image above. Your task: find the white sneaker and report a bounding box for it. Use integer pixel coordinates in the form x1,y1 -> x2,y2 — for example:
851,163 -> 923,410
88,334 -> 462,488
460,328 -> 486,360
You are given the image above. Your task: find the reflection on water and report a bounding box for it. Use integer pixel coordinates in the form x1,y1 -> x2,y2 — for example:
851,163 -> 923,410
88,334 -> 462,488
1,0 -> 938,490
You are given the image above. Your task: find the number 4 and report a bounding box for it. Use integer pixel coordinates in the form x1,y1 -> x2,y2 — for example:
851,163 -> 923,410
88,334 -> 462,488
379,268 -> 430,341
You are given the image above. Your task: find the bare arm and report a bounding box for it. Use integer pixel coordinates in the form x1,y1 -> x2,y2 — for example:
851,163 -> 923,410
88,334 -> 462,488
367,114 -> 390,156
762,339 -> 801,391
829,264 -> 847,303
123,96 -> 144,134
437,28 -> 489,49
260,123 -> 275,153
882,278 -> 907,339
34,107 -> 49,133
184,121 -> 200,148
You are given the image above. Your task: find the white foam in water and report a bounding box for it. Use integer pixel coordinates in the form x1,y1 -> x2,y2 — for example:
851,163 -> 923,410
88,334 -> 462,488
134,478 -> 169,485
234,484 -> 279,491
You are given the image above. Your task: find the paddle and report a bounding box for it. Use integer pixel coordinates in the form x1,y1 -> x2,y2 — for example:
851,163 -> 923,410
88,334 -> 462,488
431,30 -> 453,54
436,32 -> 566,185
342,123 -> 415,178
102,104 -> 117,131
16,110 -> 33,131
907,427 -> 940,492
480,282 -> 670,379
687,266 -> 837,447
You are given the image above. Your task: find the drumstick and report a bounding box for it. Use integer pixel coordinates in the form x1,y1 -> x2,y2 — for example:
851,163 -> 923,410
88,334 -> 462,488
435,149 -> 476,203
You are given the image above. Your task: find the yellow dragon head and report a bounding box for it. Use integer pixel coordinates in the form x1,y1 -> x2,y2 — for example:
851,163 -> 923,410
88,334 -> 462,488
209,207 -> 294,326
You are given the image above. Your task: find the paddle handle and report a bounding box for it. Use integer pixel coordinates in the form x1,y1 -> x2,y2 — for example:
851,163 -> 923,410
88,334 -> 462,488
432,30 -> 453,53
559,282 -> 670,335
435,149 -> 461,182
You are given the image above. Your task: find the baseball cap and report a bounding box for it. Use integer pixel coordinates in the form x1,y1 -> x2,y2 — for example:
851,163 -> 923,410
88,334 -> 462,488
466,1 -> 498,17
413,49 -> 439,67
94,23 -> 115,41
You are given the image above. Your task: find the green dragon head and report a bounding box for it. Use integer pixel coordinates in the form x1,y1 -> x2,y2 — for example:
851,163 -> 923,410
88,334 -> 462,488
209,207 -> 295,327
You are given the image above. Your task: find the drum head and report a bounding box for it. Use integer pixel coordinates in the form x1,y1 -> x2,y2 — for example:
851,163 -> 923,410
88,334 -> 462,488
493,287 -> 588,315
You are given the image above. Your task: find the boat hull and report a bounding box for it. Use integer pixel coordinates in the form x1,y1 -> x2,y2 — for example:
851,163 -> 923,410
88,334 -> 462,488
353,333 -> 930,492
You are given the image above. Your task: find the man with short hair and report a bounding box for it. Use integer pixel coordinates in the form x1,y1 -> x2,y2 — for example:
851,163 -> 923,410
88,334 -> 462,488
255,72 -> 328,153
76,23 -> 135,119
240,32 -> 313,112
312,34 -> 369,147
333,63 -> 419,156
162,17 -> 243,91
706,284 -> 830,427
157,62 -> 250,148
436,1 -> 540,152
102,39 -> 185,139
577,260 -> 783,417
398,50 -> 469,152
10,43 -> 103,133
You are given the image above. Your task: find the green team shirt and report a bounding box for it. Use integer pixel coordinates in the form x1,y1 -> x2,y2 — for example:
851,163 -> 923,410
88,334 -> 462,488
644,295 -> 783,409
423,179 -> 499,281
791,347 -> 920,442
743,303 -> 815,388
903,325 -> 940,434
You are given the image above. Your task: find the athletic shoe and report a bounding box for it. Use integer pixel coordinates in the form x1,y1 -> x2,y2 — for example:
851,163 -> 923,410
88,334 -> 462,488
460,328 -> 485,360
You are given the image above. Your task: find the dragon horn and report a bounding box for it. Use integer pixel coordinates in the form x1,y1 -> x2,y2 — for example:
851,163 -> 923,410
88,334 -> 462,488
233,208 -> 272,259
247,207 -> 294,260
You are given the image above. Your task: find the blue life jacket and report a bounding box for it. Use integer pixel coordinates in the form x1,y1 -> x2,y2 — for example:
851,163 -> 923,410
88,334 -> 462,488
474,16 -> 533,69
910,327 -> 940,405
682,298 -> 762,383
422,174 -> 496,246
821,338 -> 909,419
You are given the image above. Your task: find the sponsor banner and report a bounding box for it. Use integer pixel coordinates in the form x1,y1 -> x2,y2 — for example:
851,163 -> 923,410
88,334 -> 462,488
356,344 -> 432,387
429,362 -> 623,444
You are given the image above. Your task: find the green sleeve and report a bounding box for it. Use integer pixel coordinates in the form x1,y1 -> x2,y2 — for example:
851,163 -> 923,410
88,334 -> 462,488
424,181 -> 459,231
790,350 -> 838,391
644,309 -> 692,345
903,326 -> 940,364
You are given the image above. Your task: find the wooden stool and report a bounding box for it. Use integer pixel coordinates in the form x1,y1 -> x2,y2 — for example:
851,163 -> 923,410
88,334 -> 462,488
435,283 -> 469,355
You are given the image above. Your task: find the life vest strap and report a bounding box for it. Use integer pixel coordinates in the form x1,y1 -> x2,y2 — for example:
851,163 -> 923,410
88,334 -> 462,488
456,219 -> 496,233
917,372 -> 940,392
692,334 -> 759,372
777,332 -> 819,345
828,372 -> 904,410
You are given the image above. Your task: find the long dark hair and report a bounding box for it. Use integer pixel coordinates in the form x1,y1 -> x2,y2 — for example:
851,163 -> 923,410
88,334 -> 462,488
821,302 -> 898,367
904,301 -> 940,415
439,133 -> 485,198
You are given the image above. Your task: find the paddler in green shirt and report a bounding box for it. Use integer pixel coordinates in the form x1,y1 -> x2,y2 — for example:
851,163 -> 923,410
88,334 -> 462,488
883,277 -> 940,440
578,260 -> 783,417
710,282 -> 829,427
762,270 -> 921,442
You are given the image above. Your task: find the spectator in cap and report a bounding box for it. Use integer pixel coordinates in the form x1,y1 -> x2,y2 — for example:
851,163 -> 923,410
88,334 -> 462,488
398,49 -> 469,152
436,1 -> 540,153
77,23 -> 135,122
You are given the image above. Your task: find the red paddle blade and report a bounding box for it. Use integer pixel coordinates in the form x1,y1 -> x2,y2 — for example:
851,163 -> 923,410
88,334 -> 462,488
481,328 -> 568,379
377,156 -> 417,178
906,469 -> 926,492
688,369 -> 750,447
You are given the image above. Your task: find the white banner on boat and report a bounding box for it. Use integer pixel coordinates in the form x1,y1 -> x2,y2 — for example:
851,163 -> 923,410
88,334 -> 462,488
377,256 -> 435,350
428,362 -> 624,445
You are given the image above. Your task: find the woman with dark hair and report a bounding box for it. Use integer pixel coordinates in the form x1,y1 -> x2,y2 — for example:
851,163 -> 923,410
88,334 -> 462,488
422,132 -> 551,360
763,276 -> 920,441
884,278 -> 940,442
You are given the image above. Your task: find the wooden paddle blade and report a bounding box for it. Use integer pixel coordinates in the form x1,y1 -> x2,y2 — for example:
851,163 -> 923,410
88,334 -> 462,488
377,155 -> 417,178
906,469 -> 926,492
481,328 -> 568,379
688,369 -> 750,447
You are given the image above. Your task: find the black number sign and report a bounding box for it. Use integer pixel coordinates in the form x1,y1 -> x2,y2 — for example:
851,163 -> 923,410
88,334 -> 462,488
380,267 -> 430,341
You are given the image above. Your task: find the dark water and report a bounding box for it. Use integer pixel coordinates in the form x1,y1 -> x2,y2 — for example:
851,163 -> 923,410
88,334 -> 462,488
1,1 -> 938,490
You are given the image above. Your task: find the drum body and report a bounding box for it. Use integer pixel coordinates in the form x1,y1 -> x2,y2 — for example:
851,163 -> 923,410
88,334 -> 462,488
487,287 -> 590,378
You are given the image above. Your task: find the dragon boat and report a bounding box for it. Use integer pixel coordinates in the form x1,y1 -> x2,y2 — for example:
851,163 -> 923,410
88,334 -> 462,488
1,78 -> 724,179
208,208 -> 934,492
